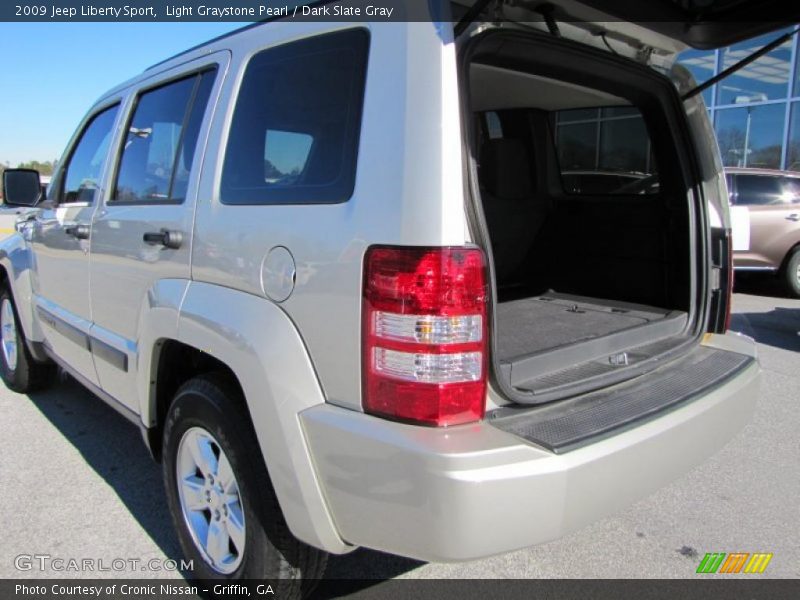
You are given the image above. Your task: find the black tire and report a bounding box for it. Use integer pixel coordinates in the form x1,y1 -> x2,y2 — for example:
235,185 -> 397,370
783,248 -> 800,298
162,373 -> 328,597
0,287 -> 55,393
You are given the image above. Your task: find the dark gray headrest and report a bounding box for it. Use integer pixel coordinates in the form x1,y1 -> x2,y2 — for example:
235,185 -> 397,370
479,139 -> 534,200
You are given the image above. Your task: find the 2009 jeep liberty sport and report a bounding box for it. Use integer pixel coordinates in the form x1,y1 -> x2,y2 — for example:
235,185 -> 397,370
2,0 -> 791,591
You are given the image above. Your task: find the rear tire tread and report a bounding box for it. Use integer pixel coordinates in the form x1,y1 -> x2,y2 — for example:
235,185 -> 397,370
0,286 -> 55,393
162,372 -> 327,597
782,248 -> 800,298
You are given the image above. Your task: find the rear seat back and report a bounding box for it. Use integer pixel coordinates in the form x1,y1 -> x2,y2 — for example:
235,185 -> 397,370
479,138 -> 546,284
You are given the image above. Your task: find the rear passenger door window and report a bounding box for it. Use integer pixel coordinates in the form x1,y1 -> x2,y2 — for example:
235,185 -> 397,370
112,70 -> 216,204
88,58 -> 223,413
221,29 -> 369,205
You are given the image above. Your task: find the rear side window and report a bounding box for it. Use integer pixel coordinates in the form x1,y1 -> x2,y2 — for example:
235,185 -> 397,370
59,105 -> 119,204
221,29 -> 369,205
553,106 -> 658,195
734,174 -> 793,206
112,69 -> 216,204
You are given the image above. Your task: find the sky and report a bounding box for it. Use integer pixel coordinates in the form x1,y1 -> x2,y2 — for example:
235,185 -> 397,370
0,22 -> 248,167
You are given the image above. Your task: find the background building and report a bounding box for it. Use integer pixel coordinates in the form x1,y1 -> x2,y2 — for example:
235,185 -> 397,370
679,27 -> 800,172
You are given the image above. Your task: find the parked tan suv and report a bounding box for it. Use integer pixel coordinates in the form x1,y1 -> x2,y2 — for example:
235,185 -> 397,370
727,168 -> 800,296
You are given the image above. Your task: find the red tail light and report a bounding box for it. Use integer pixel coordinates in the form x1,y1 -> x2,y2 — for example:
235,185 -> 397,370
362,246 -> 488,426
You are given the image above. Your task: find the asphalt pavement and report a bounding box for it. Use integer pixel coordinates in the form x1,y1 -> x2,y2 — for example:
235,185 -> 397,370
1,282 -> 798,583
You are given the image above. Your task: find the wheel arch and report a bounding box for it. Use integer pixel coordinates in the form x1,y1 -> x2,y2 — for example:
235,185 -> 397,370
778,241 -> 800,296
144,338 -> 243,462
144,280 -> 351,556
0,234 -> 45,346
779,240 -> 800,271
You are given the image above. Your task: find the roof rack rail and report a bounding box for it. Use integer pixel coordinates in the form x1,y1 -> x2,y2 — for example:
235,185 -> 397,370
146,22 -> 258,71
145,0 -> 333,71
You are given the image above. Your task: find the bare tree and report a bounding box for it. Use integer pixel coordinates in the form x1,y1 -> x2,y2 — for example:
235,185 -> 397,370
716,127 -> 747,167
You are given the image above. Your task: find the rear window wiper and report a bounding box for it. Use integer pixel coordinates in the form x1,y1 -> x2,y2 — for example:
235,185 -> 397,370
683,27 -> 800,101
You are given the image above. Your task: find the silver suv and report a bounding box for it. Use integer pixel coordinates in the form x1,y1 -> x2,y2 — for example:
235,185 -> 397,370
0,2 -> 779,591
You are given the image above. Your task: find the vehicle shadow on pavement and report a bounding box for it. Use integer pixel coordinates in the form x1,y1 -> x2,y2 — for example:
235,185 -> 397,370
313,548 -> 426,598
734,275 -> 795,300
27,376 -> 184,562
323,548 -> 424,580
26,376 -> 424,584
731,309 -> 800,353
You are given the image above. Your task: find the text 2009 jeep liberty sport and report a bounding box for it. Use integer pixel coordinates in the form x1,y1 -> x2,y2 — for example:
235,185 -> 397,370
3,0 -> 790,591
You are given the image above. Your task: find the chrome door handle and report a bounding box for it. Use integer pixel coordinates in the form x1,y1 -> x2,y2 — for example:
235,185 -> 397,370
786,214 -> 800,222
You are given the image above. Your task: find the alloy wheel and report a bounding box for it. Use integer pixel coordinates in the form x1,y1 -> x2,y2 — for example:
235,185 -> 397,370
1,299 -> 18,372
176,427 -> 246,574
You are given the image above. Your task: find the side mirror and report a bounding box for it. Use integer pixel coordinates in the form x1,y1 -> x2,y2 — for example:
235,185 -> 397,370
2,169 -> 44,207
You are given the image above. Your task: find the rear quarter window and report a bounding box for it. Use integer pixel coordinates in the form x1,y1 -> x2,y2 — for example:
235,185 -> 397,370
221,29 -> 369,205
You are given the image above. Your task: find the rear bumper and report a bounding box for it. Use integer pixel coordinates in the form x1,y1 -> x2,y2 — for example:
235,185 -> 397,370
301,336 -> 759,562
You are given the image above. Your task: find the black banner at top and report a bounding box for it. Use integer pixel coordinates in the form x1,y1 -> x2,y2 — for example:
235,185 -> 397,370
3,0 -> 800,23
4,1 -> 436,22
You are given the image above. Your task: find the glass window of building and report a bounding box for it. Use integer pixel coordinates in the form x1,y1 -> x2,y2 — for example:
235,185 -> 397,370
678,28 -> 800,172
557,108 -> 599,123
795,44 -> 800,97
597,114 -> 651,173
788,103 -> 800,172
714,104 -> 786,169
554,109 -> 599,171
716,29 -> 793,106
554,106 -> 656,194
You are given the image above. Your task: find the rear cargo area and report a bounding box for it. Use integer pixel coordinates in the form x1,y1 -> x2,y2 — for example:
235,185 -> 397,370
465,31 -> 699,403
496,293 -> 678,360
